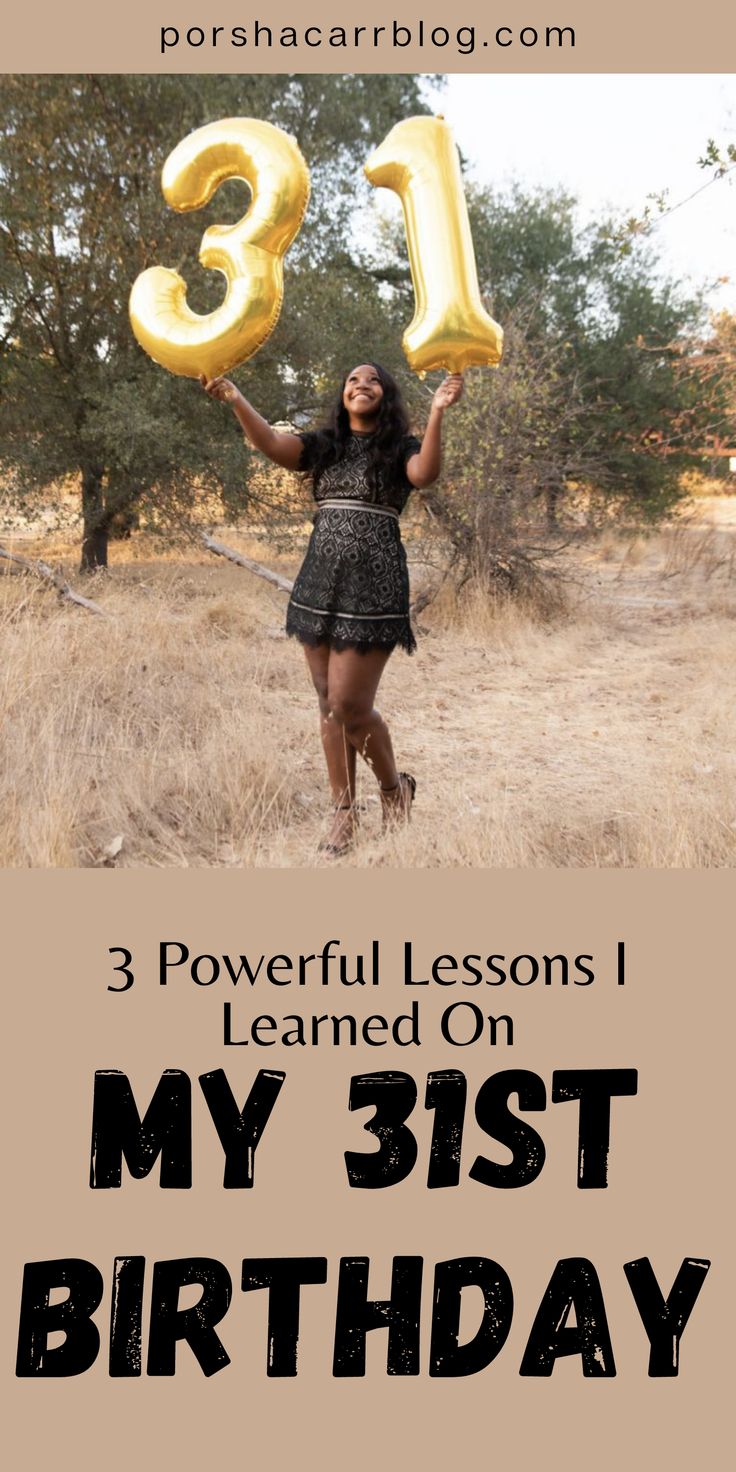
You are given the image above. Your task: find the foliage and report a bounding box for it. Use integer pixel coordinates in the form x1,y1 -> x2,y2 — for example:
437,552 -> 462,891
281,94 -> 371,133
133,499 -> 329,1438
411,308 -> 585,603
598,136 -> 736,254
666,310 -> 736,481
466,184 -> 720,517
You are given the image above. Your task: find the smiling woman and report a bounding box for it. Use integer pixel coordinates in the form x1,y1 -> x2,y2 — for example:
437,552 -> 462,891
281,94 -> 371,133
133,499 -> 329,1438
201,361 -> 463,855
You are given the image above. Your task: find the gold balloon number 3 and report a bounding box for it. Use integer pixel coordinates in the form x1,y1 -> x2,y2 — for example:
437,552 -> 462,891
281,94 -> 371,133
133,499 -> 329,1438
129,118 -> 310,381
130,114 -> 502,381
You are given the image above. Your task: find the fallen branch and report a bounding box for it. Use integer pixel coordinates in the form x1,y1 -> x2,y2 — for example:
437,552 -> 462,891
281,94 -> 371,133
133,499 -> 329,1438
201,533 -> 294,594
0,546 -> 108,616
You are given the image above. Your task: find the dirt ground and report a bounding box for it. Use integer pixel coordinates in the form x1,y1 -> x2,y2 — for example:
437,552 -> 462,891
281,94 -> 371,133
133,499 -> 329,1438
1,496 -> 734,867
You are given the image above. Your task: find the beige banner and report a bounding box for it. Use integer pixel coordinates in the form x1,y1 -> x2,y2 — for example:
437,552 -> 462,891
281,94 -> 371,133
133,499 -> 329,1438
2,0 -> 735,72
1,868 -> 732,1468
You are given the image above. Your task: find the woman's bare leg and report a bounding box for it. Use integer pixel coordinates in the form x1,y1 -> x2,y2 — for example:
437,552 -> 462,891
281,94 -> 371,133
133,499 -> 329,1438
302,644 -> 413,844
302,644 -> 357,850
326,647 -> 401,791
302,643 -> 356,804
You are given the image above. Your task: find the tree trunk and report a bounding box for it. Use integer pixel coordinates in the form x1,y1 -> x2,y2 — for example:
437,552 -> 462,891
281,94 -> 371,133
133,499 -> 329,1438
545,482 -> 561,532
80,465 -> 108,571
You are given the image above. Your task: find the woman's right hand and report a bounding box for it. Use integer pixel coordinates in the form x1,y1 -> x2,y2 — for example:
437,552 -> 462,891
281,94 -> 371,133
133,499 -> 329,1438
200,374 -> 241,406
198,375 -> 304,470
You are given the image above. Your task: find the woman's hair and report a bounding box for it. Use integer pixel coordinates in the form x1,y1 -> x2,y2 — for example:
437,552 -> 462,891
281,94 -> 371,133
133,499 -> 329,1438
305,362 -> 411,489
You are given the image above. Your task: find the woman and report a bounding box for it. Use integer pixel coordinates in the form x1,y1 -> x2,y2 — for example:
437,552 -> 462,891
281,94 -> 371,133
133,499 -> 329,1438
201,362 -> 463,854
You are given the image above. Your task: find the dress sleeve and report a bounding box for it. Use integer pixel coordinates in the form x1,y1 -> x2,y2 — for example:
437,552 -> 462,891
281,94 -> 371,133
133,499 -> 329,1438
401,434 -> 422,483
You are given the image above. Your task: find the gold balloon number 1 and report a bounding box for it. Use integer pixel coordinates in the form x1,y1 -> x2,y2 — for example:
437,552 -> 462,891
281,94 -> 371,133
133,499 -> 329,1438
130,114 -> 502,381
365,116 -> 503,374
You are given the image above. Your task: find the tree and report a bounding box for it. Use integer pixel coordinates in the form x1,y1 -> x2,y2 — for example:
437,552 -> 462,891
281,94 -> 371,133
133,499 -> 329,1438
0,74 -> 425,568
409,304 -> 591,602
670,310 -> 736,478
464,184 -> 716,518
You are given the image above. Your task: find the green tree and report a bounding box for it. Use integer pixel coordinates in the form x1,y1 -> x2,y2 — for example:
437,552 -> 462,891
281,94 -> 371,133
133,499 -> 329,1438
466,183 -> 713,518
672,310 -> 736,478
0,74 -> 425,568
417,303 -> 590,599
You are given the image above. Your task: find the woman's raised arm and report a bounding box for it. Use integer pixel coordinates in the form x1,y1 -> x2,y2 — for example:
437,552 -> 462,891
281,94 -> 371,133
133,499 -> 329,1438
405,372 -> 464,489
200,375 -> 304,470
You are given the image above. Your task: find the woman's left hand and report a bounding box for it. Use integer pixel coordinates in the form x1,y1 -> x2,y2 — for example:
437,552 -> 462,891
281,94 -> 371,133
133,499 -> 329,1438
432,373 -> 464,412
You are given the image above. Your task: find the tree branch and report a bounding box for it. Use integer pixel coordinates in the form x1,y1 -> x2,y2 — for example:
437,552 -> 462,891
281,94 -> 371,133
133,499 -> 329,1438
200,533 -> 295,593
0,546 -> 109,615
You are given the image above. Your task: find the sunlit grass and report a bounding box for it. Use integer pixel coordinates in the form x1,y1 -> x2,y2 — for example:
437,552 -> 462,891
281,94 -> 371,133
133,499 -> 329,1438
1,498 -> 734,868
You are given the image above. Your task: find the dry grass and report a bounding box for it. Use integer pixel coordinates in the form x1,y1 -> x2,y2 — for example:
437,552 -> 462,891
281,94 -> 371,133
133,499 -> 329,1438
1,497 -> 735,869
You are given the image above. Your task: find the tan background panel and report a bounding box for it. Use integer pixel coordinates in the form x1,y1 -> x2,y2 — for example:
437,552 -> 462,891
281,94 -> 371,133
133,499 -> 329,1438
1,869 -> 731,1468
2,0 -> 735,71
2,5 -> 733,1462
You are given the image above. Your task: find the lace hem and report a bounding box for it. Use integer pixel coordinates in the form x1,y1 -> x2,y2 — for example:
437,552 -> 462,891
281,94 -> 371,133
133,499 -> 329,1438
286,608 -> 416,655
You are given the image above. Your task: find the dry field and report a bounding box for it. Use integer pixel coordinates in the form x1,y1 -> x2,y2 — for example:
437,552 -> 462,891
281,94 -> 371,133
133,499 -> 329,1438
1,496 -> 735,868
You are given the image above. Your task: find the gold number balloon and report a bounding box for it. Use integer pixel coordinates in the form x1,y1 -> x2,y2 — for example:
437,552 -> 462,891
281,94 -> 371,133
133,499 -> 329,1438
365,116 -> 503,375
129,118 -> 310,380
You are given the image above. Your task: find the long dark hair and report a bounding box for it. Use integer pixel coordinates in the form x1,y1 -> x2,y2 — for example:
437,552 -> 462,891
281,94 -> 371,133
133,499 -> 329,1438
305,362 -> 411,490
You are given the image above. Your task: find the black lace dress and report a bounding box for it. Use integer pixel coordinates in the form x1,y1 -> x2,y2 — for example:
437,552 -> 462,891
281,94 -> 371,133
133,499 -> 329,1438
286,429 -> 422,654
